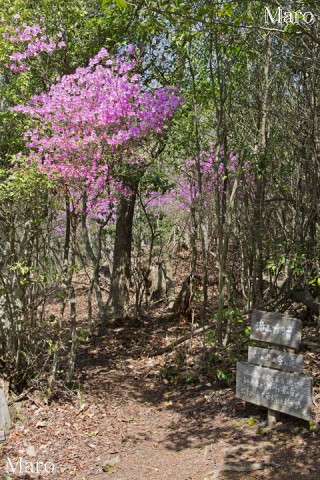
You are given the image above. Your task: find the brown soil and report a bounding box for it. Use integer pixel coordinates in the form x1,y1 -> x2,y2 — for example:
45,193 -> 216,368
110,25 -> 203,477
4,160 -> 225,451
1,311 -> 320,480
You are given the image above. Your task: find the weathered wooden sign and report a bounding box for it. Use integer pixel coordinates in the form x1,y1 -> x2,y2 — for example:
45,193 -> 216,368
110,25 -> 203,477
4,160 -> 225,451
250,310 -> 301,350
248,346 -> 303,373
236,362 -> 312,420
0,387 -> 11,430
236,309 -> 313,422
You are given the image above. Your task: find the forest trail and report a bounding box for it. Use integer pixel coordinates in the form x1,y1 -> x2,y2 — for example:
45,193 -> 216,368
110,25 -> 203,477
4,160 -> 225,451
1,3 -> 320,479
2,313 -> 319,480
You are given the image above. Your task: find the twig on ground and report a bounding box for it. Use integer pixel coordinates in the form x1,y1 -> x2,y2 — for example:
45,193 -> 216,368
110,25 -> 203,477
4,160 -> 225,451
151,324 -> 215,356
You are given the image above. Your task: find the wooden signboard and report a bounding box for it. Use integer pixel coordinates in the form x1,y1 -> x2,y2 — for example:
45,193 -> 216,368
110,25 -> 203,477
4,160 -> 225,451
248,346 -> 303,373
236,361 -> 312,421
250,310 -> 301,350
236,309 -> 313,423
0,388 -> 11,430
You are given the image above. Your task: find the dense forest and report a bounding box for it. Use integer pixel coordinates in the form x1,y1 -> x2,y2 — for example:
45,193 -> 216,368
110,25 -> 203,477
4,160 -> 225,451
0,1 -> 319,478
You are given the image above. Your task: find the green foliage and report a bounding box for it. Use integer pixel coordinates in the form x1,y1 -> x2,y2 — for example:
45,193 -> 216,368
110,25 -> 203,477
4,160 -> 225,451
309,421 -> 316,431
160,365 -> 179,385
160,364 -> 198,385
102,0 -> 129,9
47,339 -> 58,356
309,276 -> 320,287
246,418 -> 258,427
266,255 -> 285,274
216,368 -> 233,386
213,308 -> 243,324
77,326 -> 91,344
244,326 -> 251,336
141,171 -> 176,195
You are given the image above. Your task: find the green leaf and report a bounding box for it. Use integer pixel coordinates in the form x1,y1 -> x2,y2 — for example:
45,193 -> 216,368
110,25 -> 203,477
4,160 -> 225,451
102,0 -> 128,8
247,418 -> 258,426
244,326 -> 251,336
115,0 -> 128,8
309,421 -> 316,430
216,369 -> 227,381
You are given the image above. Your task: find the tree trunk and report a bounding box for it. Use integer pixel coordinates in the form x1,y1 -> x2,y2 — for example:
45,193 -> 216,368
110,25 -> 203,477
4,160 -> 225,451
252,33 -> 271,307
107,192 -> 136,319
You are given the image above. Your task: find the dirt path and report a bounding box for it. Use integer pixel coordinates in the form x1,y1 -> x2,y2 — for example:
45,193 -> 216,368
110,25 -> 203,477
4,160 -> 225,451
1,315 -> 319,479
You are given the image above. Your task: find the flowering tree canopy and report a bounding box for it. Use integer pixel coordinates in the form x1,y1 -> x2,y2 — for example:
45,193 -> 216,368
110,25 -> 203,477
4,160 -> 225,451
13,46 -> 182,218
2,15 -> 65,72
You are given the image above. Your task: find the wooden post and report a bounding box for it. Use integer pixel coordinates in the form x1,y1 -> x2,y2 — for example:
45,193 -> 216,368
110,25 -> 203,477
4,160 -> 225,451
267,344 -> 283,428
268,408 -> 279,427
0,387 -> 11,431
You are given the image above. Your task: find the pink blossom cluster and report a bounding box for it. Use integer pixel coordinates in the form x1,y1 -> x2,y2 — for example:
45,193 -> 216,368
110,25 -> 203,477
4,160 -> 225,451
13,47 -> 182,218
2,15 -> 65,72
197,149 -> 249,190
146,149 -> 251,214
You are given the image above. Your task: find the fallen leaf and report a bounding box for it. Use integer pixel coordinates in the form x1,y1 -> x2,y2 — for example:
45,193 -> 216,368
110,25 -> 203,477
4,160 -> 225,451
76,403 -> 89,415
26,445 -> 36,457
102,456 -> 120,473
102,465 -> 116,474
36,421 -> 47,428
87,443 -> 97,449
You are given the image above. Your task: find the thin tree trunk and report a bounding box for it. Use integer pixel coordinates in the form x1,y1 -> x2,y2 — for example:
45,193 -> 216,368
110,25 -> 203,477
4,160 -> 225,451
187,52 -> 208,324
209,33 -> 230,348
66,212 -> 77,384
81,194 -> 109,321
50,194 -> 71,385
253,33 -> 271,307
66,284 -> 76,383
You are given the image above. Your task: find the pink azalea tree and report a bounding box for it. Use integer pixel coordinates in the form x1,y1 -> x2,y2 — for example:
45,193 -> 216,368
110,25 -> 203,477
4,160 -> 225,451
14,45 -> 182,319
141,148 -> 251,324
145,148 -> 250,225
